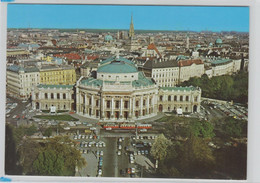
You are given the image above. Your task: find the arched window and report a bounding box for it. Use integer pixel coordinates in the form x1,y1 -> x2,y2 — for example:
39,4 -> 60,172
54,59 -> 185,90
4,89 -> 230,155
168,95 -> 171,101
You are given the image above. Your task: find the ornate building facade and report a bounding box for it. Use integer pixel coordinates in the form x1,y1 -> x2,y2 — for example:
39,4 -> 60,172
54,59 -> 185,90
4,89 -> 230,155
76,56 -> 158,122
31,56 -> 201,122
32,84 -> 75,111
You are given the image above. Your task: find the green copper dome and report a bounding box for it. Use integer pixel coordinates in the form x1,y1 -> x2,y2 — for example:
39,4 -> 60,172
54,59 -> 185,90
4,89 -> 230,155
215,38 -> 223,44
97,58 -> 138,73
104,35 -> 113,41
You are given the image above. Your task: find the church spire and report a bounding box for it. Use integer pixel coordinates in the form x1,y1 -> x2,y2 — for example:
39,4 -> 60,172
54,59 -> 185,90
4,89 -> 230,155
129,13 -> 135,39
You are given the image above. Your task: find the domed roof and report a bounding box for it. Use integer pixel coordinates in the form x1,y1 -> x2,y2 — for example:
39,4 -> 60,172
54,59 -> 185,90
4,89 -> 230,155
215,38 -> 222,44
97,57 -> 138,73
104,35 -> 113,41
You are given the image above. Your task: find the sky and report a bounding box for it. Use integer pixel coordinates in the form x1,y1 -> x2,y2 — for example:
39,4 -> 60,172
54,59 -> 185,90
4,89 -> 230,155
7,4 -> 249,32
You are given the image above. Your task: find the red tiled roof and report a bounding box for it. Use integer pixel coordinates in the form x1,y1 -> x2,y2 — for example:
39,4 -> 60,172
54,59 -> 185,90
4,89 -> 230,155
87,55 -> 99,60
147,43 -> 162,58
54,53 -> 82,60
178,59 -> 204,67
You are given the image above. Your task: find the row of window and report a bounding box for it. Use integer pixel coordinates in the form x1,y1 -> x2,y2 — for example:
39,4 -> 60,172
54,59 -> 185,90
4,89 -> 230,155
82,99 -> 152,109
35,93 -> 74,100
159,95 -> 198,102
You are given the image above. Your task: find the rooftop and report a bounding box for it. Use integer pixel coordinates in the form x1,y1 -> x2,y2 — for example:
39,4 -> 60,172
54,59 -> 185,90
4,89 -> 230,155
37,84 -> 74,89
97,56 -> 138,74
211,59 -> 232,65
160,86 -> 199,92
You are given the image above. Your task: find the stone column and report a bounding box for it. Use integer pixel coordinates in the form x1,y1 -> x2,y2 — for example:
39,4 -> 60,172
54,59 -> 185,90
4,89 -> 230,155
112,97 -> 114,118
147,96 -> 150,114
91,95 -> 94,116
132,97 -> 135,117
129,97 -> 132,117
140,95 -> 143,116
120,97 -> 123,117
102,98 -> 105,118
60,93 -> 63,99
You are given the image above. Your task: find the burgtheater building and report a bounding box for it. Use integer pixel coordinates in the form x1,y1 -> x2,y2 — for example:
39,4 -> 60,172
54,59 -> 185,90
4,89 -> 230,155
76,56 -> 159,122
32,56 -> 201,122
75,56 -> 201,122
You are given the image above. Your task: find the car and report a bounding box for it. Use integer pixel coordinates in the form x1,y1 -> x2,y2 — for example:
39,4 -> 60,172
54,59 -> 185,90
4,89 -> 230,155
120,169 -> 126,176
96,151 -> 100,156
81,135 -> 85,139
102,142 -> 106,147
126,168 -> 131,174
131,168 -> 135,173
118,145 -> 122,150
136,136 -> 139,140
73,135 -> 77,140
130,159 -> 134,164
99,157 -> 103,161
145,150 -> 149,155
99,161 -> 103,166
134,151 -> 137,156
85,143 -> 88,147
117,151 -> 121,156
83,150 -> 86,154
100,151 -> 104,156
140,136 -> 143,140
130,173 -> 136,178
137,151 -> 141,155
98,169 -> 102,176
99,143 -> 103,148
122,137 -> 125,141
141,150 -> 145,155
118,138 -> 122,142
96,143 -> 99,147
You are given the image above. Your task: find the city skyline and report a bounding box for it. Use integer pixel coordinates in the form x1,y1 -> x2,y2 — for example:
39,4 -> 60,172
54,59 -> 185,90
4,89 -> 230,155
7,4 -> 249,32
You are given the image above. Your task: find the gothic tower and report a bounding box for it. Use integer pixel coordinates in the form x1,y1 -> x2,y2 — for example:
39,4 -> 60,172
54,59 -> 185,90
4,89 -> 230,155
129,14 -> 135,39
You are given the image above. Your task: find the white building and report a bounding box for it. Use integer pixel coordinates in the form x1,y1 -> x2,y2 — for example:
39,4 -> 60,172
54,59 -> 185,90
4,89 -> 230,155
7,65 -> 40,99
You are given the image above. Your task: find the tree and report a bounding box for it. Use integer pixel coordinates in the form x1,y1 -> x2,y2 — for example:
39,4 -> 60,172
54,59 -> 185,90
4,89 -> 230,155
43,127 -> 53,137
25,125 -> 38,136
5,124 -> 22,175
33,149 -> 64,176
220,117 -> 247,138
189,120 -> 215,138
18,136 -> 86,176
180,136 -> 215,178
151,134 -> 172,168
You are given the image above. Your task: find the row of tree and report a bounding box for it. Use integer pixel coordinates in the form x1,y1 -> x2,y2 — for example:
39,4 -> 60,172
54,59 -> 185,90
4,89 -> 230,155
5,124 -> 86,176
151,116 -> 247,179
179,71 -> 248,104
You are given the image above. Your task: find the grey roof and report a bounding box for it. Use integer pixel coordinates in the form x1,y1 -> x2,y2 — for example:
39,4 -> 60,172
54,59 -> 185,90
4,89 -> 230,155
160,86 -> 198,92
37,84 -> 74,89
143,59 -> 178,69
81,60 -> 100,69
7,65 -> 39,73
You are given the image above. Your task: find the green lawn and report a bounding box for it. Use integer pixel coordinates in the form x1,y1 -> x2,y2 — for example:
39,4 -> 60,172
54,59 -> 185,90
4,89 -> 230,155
34,115 -> 78,121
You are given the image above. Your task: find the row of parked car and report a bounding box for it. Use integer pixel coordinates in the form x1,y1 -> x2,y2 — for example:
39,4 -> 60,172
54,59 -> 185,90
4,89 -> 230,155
80,141 -> 106,148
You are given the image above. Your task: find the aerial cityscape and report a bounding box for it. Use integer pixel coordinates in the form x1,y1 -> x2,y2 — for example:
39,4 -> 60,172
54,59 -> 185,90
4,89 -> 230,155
5,4 -> 248,179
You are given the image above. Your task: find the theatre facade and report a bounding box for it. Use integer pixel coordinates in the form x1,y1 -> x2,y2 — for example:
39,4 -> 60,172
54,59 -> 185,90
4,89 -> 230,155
32,56 -> 201,122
